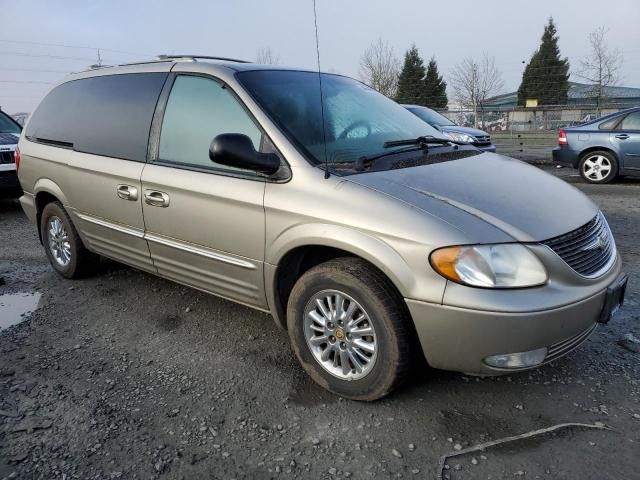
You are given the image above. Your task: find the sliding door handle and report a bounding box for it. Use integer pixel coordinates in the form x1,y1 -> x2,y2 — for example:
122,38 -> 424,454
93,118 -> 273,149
116,184 -> 138,201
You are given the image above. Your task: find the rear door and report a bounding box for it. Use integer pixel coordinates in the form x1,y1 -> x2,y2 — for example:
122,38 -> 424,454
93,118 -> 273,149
611,110 -> 640,171
140,73 -> 269,309
24,69 -> 170,271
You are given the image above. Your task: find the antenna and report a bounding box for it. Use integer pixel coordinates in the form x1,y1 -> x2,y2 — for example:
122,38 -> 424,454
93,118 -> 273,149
312,0 -> 330,179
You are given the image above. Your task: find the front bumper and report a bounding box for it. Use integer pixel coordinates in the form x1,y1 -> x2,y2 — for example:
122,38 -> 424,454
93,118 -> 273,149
552,146 -> 578,168
476,144 -> 497,153
407,291 -> 605,375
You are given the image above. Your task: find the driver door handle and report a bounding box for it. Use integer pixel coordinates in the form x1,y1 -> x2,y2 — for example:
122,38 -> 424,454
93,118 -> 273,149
615,134 -> 629,140
144,190 -> 170,208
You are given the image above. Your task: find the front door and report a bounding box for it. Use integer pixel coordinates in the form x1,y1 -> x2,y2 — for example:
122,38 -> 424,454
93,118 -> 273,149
611,110 -> 640,171
141,74 -> 268,309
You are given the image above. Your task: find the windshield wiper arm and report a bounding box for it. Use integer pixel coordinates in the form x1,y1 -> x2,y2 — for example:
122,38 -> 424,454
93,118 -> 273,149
383,135 -> 467,148
355,145 -> 427,171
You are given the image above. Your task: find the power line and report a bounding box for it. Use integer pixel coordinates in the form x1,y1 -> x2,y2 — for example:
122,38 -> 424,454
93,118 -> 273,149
0,67 -> 70,74
0,50 -> 97,61
0,38 -> 148,57
0,80 -> 55,85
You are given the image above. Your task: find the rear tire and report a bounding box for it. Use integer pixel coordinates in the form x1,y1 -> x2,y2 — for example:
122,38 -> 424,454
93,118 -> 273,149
579,151 -> 618,184
40,201 -> 97,279
287,257 -> 414,401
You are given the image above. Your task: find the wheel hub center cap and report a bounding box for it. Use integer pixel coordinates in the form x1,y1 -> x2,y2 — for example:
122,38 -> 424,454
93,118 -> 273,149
335,328 -> 345,340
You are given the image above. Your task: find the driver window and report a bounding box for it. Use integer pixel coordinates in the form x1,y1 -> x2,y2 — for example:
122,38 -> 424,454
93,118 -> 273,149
159,75 -> 263,171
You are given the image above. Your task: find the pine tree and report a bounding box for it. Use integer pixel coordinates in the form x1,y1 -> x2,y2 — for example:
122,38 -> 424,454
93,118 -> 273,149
423,58 -> 448,108
517,18 -> 570,105
395,45 -> 426,105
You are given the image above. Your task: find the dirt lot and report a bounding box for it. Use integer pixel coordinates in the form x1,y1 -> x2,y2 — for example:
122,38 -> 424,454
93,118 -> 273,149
1,166 -> 639,480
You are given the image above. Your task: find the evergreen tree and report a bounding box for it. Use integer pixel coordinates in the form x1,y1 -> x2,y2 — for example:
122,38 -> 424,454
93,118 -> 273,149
395,45 -> 426,105
423,57 -> 448,108
517,18 -> 570,105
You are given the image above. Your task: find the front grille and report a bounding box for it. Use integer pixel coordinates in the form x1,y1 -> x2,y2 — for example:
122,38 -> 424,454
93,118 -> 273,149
546,323 -> 597,362
0,151 -> 15,164
542,212 -> 615,278
472,135 -> 491,146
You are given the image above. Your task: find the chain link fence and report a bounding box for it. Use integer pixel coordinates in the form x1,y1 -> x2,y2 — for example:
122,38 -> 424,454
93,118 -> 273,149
438,104 -> 632,160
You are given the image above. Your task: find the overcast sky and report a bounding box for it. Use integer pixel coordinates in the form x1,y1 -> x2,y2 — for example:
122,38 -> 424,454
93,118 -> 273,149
1,0 -> 639,114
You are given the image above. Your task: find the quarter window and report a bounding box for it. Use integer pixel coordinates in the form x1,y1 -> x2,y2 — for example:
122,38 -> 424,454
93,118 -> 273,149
158,75 -> 262,171
619,111 -> 640,130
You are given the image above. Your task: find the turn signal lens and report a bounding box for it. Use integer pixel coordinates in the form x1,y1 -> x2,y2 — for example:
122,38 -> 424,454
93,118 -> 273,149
430,244 -> 548,288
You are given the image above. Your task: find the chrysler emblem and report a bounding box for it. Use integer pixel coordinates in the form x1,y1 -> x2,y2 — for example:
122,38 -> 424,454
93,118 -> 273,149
582,232 -> 607,252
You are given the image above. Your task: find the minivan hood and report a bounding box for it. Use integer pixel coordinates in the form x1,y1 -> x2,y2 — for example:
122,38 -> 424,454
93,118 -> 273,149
347,153 -> 597,242
440,125 -> 488,138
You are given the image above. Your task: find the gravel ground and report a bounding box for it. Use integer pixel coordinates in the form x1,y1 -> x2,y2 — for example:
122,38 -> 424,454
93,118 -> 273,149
1,166 -> 639,480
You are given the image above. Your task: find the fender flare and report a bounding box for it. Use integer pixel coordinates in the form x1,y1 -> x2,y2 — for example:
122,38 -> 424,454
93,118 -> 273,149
33,177 -> 70,208
267,223 -> 417,298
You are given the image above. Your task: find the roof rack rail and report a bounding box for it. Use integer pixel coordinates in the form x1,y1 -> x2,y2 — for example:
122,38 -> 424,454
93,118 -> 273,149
154,54 -> 252,64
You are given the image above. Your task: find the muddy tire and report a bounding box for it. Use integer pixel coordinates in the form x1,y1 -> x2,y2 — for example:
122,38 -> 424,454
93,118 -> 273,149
287,257 -> 414,401
40,201 -> 97,279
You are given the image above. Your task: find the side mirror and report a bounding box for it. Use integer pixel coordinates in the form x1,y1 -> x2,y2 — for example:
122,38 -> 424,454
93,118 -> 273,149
209,133 -> 280,175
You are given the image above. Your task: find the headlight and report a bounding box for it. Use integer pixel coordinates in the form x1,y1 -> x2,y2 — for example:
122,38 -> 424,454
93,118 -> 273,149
430,244 -> 548,288
443,131 -> 476,143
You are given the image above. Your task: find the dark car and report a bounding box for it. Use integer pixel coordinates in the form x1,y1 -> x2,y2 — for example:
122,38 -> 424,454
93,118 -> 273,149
553,107 -> 640,184
0,110 -> 22,198
403,104 -> 496,152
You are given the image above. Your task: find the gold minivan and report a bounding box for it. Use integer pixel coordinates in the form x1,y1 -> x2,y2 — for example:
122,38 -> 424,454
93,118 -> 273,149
17,56 -> 626,400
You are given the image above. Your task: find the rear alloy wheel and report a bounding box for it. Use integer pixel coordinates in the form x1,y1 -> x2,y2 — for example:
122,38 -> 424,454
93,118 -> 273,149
40,201 -> 97,279
287,257 -> 414,401
579,151 -> 618,184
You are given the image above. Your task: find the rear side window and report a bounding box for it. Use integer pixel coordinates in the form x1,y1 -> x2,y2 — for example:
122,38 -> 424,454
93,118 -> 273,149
619,111 -> 640,130
25,73 -> 168,162
598,117 -> 619,130
0,111 -> 21,134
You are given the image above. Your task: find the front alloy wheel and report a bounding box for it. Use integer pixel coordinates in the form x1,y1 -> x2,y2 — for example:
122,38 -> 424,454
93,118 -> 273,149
287,257 -> 414,401
303,289 -> 377,380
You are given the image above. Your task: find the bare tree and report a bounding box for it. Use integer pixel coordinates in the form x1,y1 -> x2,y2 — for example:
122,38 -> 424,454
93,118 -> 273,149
449,54 -> 504,127
256,47 -> 280,65
358,38 -> 400,98
576,27 -> 623,114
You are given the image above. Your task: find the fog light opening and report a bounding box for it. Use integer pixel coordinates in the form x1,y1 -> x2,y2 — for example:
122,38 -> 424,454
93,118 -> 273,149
484,347 -> 548,369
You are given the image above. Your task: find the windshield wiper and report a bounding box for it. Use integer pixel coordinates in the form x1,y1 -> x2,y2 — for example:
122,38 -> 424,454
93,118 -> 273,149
355,144 -> 427,171
383,135 -> 466,148
354,136 -> 467,172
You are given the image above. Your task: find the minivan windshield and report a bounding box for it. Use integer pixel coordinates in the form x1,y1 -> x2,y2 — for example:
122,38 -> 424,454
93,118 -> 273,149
406,107 -> 456,127
0,111 -> 21,134
237,70 -> 447,167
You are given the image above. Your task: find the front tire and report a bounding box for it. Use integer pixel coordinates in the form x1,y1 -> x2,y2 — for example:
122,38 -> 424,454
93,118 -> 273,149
579,151 -> 618,184
40,201 -> 97,279
287,257 -> 414,401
